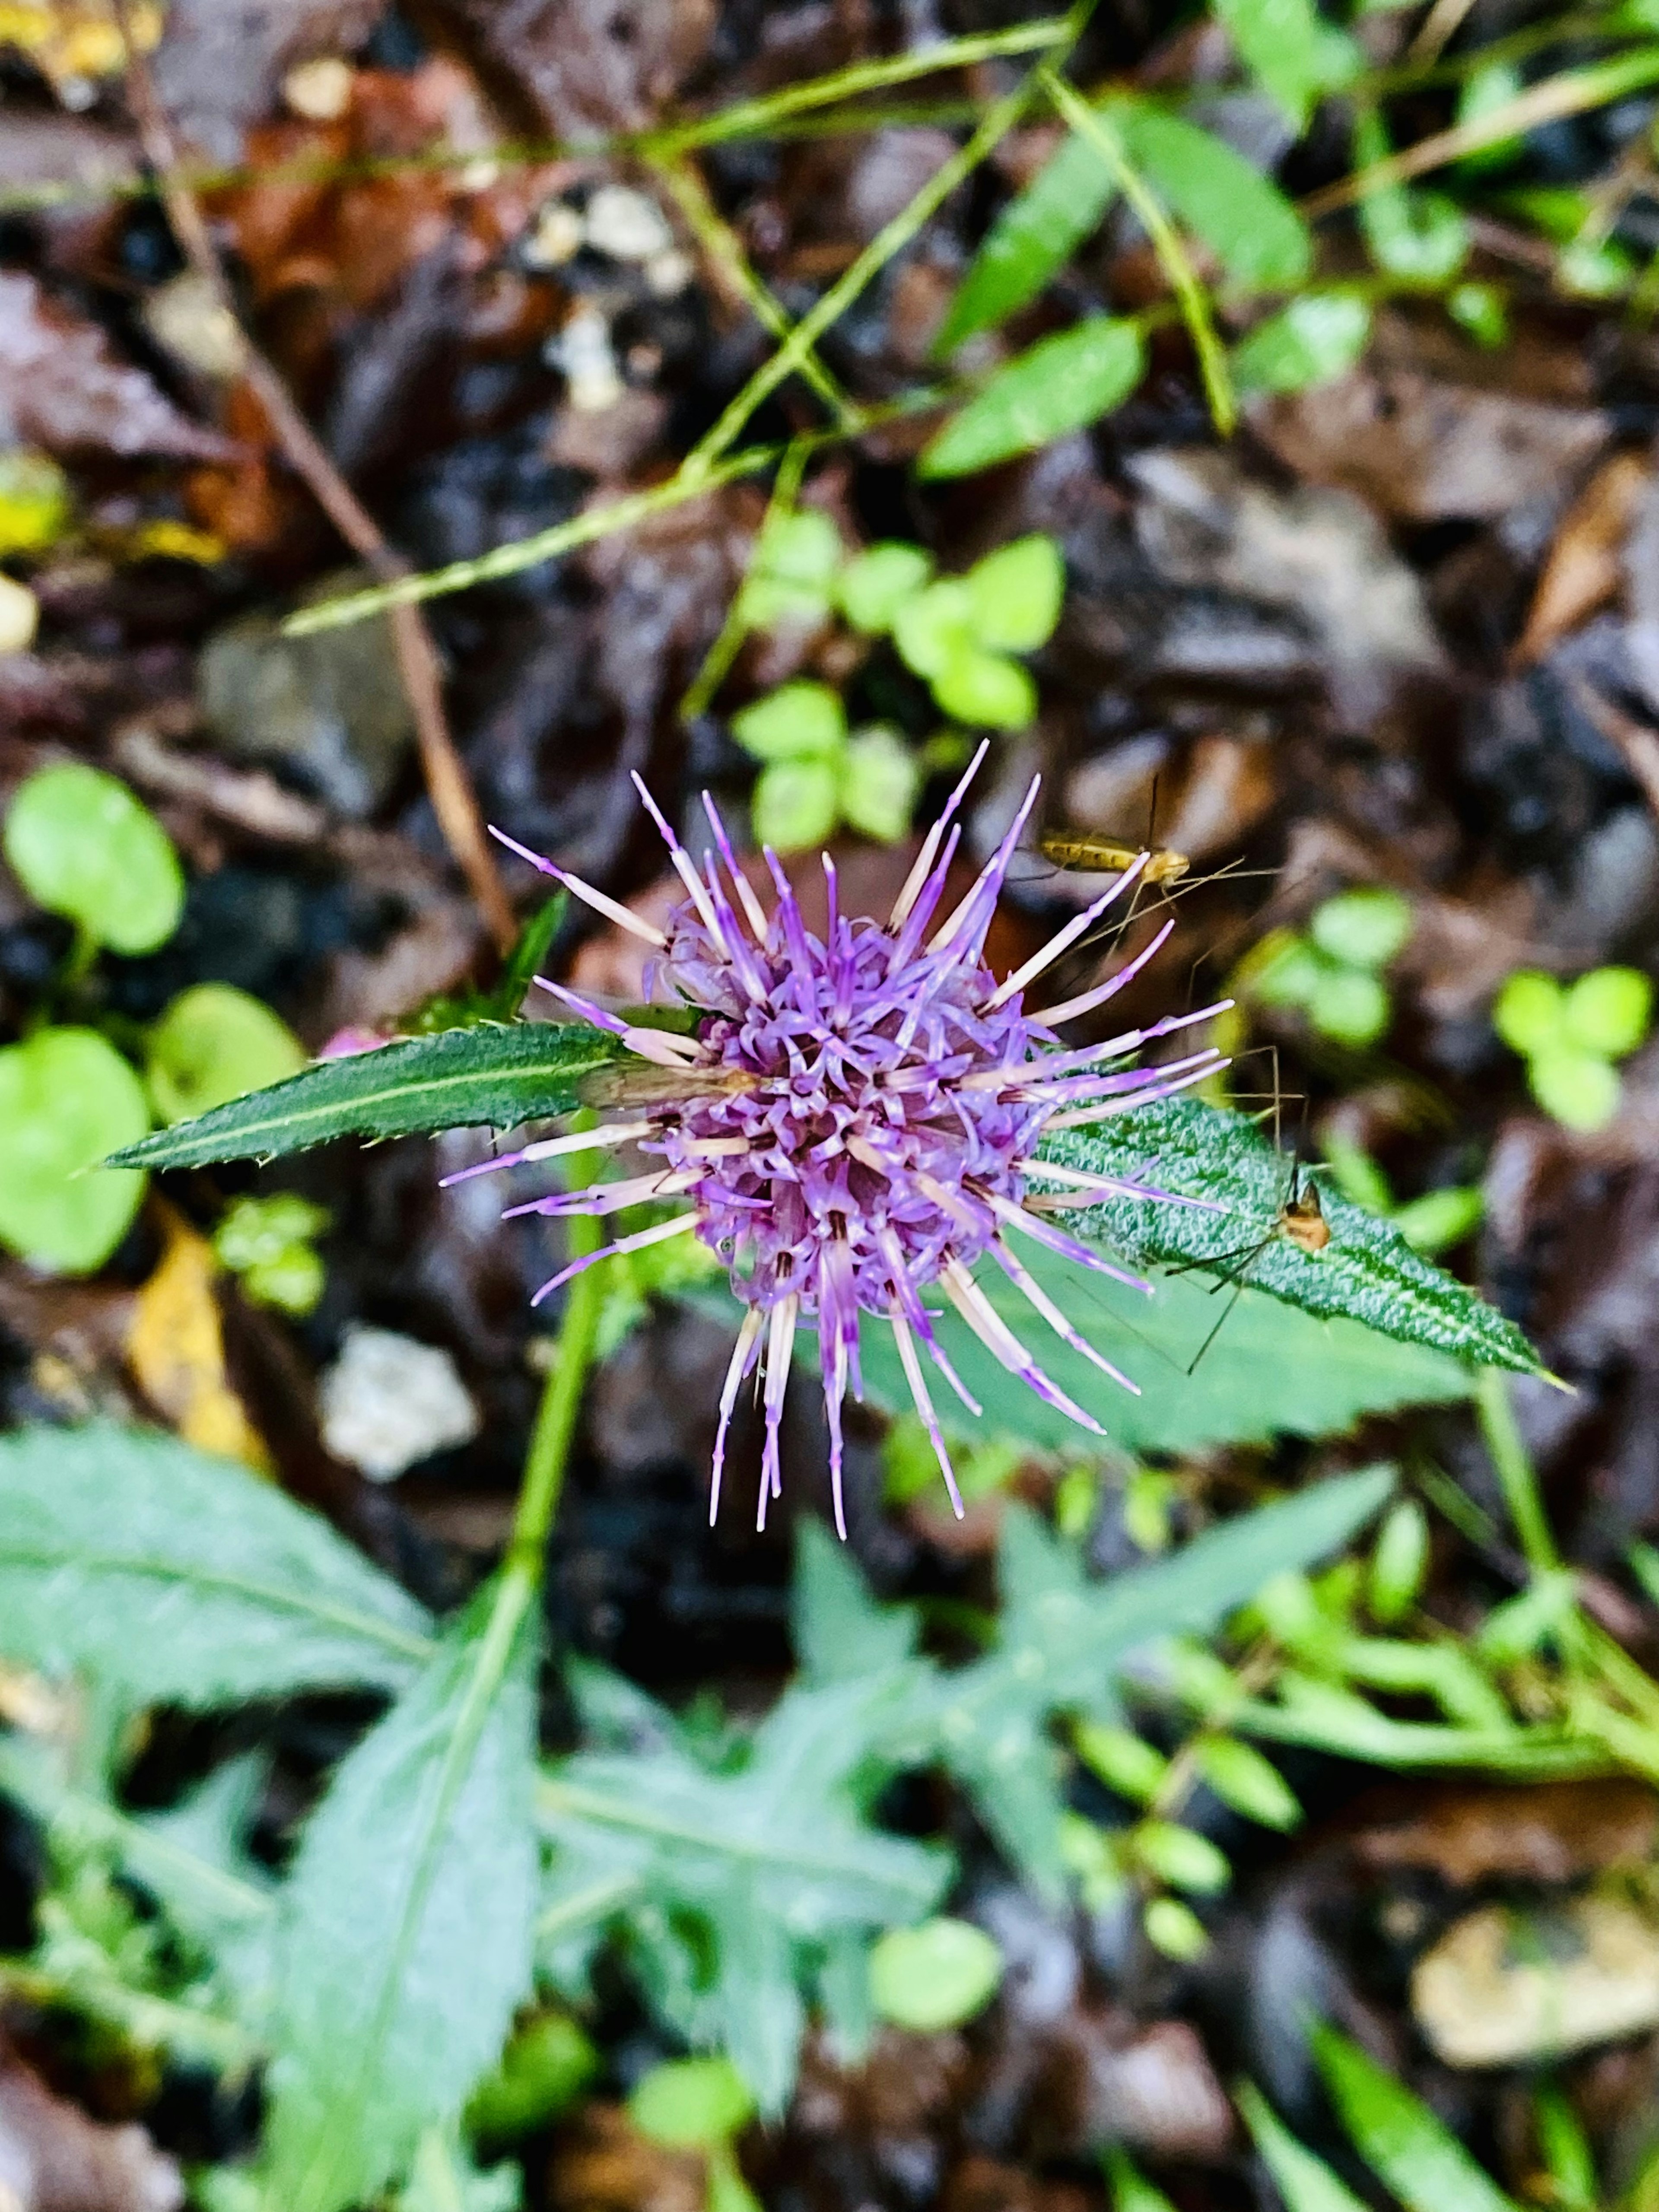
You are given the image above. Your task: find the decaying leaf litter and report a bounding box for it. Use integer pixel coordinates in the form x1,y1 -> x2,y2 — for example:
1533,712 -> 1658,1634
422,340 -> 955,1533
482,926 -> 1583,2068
10,0 -> 1659,2208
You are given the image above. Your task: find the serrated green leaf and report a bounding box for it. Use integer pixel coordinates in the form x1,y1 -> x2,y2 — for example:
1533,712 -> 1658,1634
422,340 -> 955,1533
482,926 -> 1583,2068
0,1424 -> 433,1706
793,1521 -> 918,1687
108,1022 -> 626,1170
537,1673 -> 950,2114
849,1242 -> 1472,1459
1311,2024 -> 1525,2212
264,1586 -> 541,2212
1039,1098 -> 1538,1373
920,318 -> 1144,478
1115,102 -> 1311,288
1238,2082 -> 1371,2212
935,131 -> 1118,350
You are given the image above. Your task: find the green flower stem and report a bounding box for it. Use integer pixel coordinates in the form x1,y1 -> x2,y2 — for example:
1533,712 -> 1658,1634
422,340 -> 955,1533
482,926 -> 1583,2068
507,1118 -> 605,1585
1040,69 -> 1236,437
1475,1365 -> 1560,1575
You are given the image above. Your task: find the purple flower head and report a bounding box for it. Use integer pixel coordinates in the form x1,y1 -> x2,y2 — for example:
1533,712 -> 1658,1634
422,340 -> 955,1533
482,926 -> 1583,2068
454,747 -> 1228,1537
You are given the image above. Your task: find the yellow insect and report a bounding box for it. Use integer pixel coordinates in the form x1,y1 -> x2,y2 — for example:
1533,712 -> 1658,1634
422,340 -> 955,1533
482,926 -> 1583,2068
1037,830 -> 1191,885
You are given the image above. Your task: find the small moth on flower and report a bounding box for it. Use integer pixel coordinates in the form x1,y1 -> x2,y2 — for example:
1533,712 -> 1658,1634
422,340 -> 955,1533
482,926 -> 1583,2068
448,747 -> 1227,1536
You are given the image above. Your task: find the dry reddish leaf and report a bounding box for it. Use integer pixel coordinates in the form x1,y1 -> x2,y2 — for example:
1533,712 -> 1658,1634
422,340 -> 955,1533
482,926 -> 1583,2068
0,273 -> 235,462
1514,451 -> 1651,667
1356,1779 -> 1658,1886
1251,366 -> 1609,523
0,2047 -> 181,2212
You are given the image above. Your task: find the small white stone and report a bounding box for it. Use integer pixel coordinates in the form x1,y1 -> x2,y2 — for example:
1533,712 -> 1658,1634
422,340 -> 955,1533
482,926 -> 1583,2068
524,201 -> 584,269
320,1324 -> 479,1482
142,273 -> 247,382
583,183 -> 673,264
644,248 -> 694,297
548,303 -> 623,413
0,575 -> 39,657
283,55 -> 354,121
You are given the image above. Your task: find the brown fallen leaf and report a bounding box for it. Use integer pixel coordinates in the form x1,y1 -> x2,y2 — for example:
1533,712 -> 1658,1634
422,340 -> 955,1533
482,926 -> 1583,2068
428,0 -> 717,138
1514,451 -> 1651,667
1356,1778 -> 1658,1886
547,2102 -> 704,2212
0,273 -> 235,462
0,2044 -> 182,2212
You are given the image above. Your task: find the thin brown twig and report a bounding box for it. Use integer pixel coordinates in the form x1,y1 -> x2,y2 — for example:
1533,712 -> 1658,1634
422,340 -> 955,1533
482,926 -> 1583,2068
112,6 -> 517,956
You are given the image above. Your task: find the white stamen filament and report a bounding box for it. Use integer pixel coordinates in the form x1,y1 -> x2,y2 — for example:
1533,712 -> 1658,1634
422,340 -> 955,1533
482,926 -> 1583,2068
530,1209 -> 699,1305
889,737 -> 989,928
991,1236 -> 1141,1393
620,1025 -> 703,1068
983,852 -> 1150,1010
710,1306 -> 764,1524
439,1119 -> 654,1185
940,1256 -> 1106,1435
489,826 -> 669,947
758,1294 -> 798,1531
928,775 -> 1042,955
888,1301 -> 964,1517
629,772 -> 732,957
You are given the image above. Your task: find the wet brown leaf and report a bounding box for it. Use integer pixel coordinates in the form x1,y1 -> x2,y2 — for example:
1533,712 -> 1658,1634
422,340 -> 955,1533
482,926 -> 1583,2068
0,273 -> 236,461
547,2102 -> 705,2212
1356,1780 -> 1658,1886
423,0 -> 716,137
1515,451 -> 1650,667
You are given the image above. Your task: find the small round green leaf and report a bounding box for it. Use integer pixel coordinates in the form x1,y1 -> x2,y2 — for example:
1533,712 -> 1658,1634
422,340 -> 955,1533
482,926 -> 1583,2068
1233,292 -> 1371,395
836,542 -> 934,634
892,580 -> 976,680
730,681 -> 846,763
752,759 -> 840,852
1194,1737 -> 1301,1831
4,763 -> 184,954
1446,282 -> 1509,349
1529,1046 -> 1621,1133
1563,966 -> 1652,1059
1494,969 -> 1566,1057
1074,1721 -> 1168,1805
1308,967 -> 1389,1047
1369,1497 -> 1429,1625
1142,1896 -> 1208,1961
0,447 -> 72,556
737,509 -> 842,633
146,983 -> 306,1125
931,650 -> 1036,731
919,317 -> 1145,479
1132,1820 -> 1230,1894
966,535 -> 1064,654
1360,186 -> 1469,284
629,2057 -> 753,2150
840,725 -> 920,845
467,2012 -> 597,2143
1249,932 -> 1324,1009
0,1027 -> 149,1273
869,1918 -> 1003,2032
1309,887 -> 1413,970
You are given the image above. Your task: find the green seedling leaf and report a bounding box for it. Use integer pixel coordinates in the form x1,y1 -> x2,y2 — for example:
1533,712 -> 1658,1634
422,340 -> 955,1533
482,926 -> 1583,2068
754,759 -> 841,852
0,1027 -> 149,1272
466,2013 -> 597,2145
630,2057 -> 754,2148
1115,101 -> 1312,289
931,649 -> 1036,730
0,447 -> 72,554
836,542 -> 934,633
731,680 -> 846,763
539,1671 -> 950,2113
1392,1186 -> 1483,1256
868,1918 -> 1002,2031
1237,2081 -> 1371,2212
264,1587 -> 540,2212
1533,2087 -> 1596,2212
1233,292 -> 1371,394
1075,1720 -> 1168,1804
1214,0 -> 1344,129
3,762 -> 184,954
1311,2023 -> 1525,2212
1193,1737 -> 1301,1829
1494,970 -> 1564,1056
1309,967 -> 1390,1047
1309,888 -> 1413,970
1368,1498 -> 1429,1624
1529,1047 -> 1621,1132
107,1021 -> 626,1170
841,726 -> 920,844
966,534 -> 1065,653
1447,282 -> 1509,348
0,1422 -> 433,1705
1133,1820 -> 1230,1894
1142,1895 -> 1209,1959
1360,183 -> 1469,283
1563,966 -> 1651,1057
148,983 -> 306,1125
920,317 -> 1145,479
736,509 -> 841,632
1041,1097 -> 1540,1373
1108,2148 -> 1180,2212
892,579 -> 976,680
934,130 -> 1117,352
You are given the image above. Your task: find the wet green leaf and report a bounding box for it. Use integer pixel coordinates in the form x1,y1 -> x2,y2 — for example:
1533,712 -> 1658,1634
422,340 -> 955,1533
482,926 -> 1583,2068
920,318 -> 1145,478
1116,102 -> 1311,288
4,762 -> 183,954
868,1918 -> 1002,2031
934,131 -> 1117,351
1312,2023 -> 1524,2212
148,984 -> 306,1125
0,1027 -> 149,1272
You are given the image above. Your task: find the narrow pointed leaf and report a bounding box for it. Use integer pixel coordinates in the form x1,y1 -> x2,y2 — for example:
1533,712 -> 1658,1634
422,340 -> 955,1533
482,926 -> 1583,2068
1114,101 -> 1311,288
107,1022 -> 626,1170
0,1424 -> 433,1705
1311,2024 -> 1524,2212
1238,2082 -> 1371,2212
920,318 -> 1144,478
264,1586 -> 541,2212
935,131 -> 1117,350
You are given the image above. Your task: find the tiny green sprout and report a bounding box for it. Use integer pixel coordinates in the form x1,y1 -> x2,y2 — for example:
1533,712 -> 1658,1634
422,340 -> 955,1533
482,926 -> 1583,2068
1132,1821 -> 1230,1895
1494,966 -> 1652,1132
1052,1462 -> 1098,1541
1074,1720 -> 1169,1805
1248,888 -> 1412,1049
629,2056 -> 760,2212
0,1027 -> 149,1274
1193,1738 -> 1301,1831
146,983 -> 306,1126
1123,1463 -> 1176,1553
965,535 -> 1064,653
4,761 -> 184,957
213,1193 -> 331,1318
841,726 -> 920,844
1534,2085 -> 1597,2212
868,1917 -> 1003,2032
1141,1895 -> 1209,1961
1107,2148 -> 1181,2212
735,507 -> 841,634
1368,1497 -> 1429,1626
732,684 -> 920,851
0,447 -> 72,556
466,2010 -> 597,2145
730,680 -> 845,762
1322,1137 -> 1482,1256
836,541 -> 933,633
888,534 -> 1064,731
1446,281 -> 1509,349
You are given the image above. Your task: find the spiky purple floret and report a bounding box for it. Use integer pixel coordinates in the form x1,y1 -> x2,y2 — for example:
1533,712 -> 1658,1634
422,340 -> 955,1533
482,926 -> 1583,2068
459,749 -> 1229,1537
